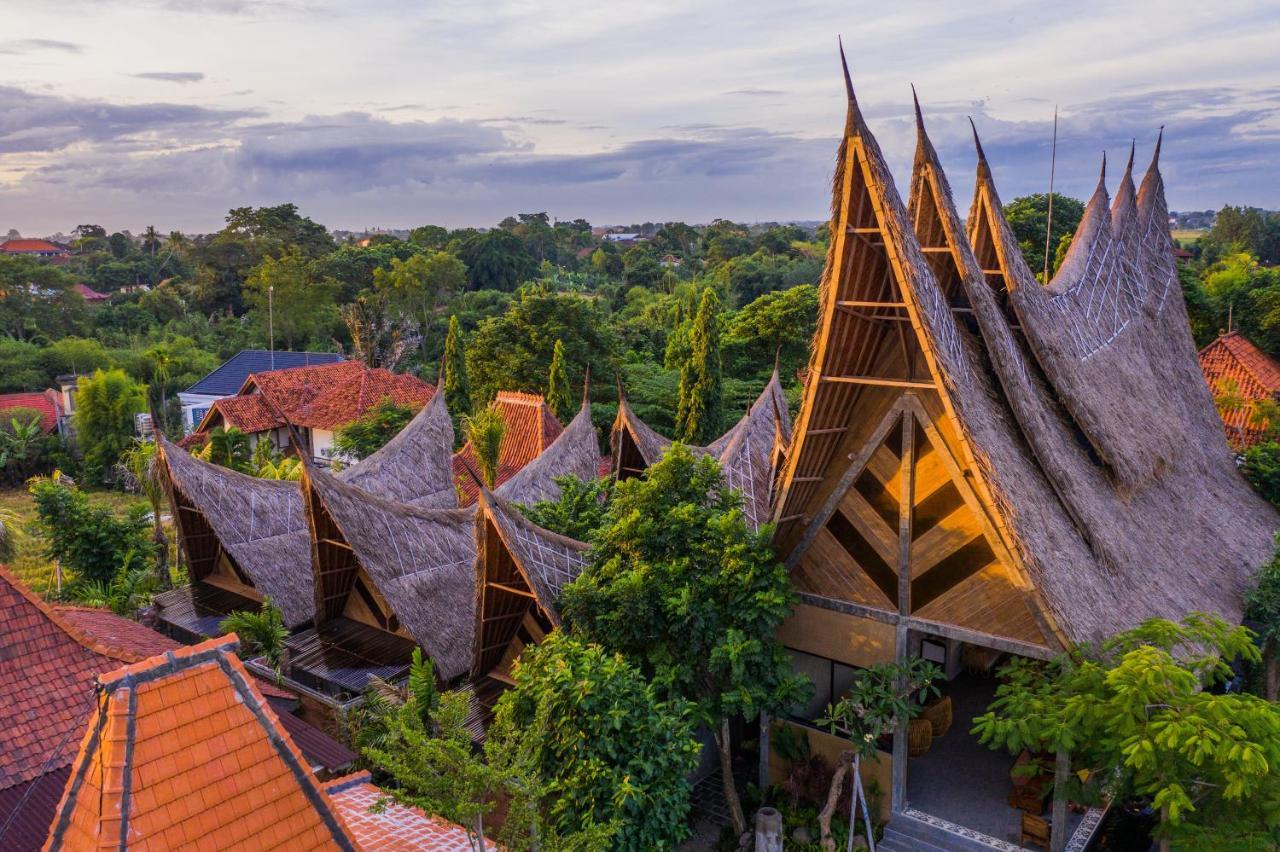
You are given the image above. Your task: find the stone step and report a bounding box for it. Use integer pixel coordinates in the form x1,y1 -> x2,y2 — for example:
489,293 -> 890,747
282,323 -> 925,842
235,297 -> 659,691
883,809 -> 1029,852
879,826 -> 953,851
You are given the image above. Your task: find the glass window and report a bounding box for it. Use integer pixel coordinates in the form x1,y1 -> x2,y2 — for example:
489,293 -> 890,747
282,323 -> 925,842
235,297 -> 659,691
787,649 -> 833,722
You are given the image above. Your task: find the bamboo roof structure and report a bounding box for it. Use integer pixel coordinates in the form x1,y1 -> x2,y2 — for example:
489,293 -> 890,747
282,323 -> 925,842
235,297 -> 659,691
337,375 -> 457,508
493,394 -> 601,506
158,436 -> 313,627
302,466 -> 477,681
771,61 -> 1277,648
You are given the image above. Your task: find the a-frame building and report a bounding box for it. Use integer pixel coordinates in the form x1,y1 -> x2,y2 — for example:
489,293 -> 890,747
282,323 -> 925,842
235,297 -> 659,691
769,57 -> 1276,835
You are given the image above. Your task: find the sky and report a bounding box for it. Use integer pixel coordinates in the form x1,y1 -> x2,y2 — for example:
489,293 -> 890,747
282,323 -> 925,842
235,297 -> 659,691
0,0 -> 1277,236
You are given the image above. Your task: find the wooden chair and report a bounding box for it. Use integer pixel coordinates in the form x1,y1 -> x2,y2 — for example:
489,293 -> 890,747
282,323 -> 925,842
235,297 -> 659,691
1019,813 -> 1051,850
907,718 -> 932,757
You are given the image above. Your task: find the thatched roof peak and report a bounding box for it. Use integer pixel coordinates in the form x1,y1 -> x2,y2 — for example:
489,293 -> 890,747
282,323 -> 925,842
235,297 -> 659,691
337,384 -> 456,508
494,397 -> 601,506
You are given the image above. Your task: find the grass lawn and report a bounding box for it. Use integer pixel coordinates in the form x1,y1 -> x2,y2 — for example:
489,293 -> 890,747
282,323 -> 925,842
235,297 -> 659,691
0,485 -> 149,595
1171,228 -> 1206,244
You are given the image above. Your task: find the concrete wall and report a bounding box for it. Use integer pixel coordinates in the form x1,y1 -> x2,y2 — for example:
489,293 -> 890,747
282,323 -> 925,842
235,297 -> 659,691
768,719 -> 893,824
777,604 -> 896,668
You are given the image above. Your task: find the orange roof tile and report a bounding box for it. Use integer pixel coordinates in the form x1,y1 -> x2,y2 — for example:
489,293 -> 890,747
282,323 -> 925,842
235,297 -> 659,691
1200,331 -> 1280,448
55,606 -> 180,661
0,239 -> 66,254
199,362 -> 434,434
43,637 -> 483,851
324,773 -> 496,851
454,391 -> 563,505
0,389 -> 61,433
44,636 -> 357,851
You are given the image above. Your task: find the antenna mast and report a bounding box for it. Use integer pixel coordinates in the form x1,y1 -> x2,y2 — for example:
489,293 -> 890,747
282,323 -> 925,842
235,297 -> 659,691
1043,106 -> 1058,284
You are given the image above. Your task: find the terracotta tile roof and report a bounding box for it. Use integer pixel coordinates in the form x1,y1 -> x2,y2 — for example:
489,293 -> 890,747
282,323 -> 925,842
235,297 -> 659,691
45,636 -> 358,851
43,637 -> 483,851
1200,331 -> 1280,448
0,566 -> 168,794
54,607 -> 181,660
0,389 -> 61,433
71,283 -> 108,302
0,239 -> 66,254
454,391 -> 563,505
0,766 -> 70,851
198,361 -> 434,434
324,772 -> 494,851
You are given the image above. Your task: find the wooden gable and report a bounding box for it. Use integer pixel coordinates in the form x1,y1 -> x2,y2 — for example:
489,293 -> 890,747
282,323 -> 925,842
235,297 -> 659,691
472,511 -> 552,680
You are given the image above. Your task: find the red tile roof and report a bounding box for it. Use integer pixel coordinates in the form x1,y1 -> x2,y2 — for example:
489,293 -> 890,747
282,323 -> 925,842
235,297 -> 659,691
0,239 -> 66,254
0,389 -> 61,433
1200,331 -> 1280,449
453,391 -> 564,505
54,606 -> 180,661
71,283 -> 108,302
198,361 -> 434,435
325,772 -> 492,851
0,567 -> 166,793
43,636 -> 486,851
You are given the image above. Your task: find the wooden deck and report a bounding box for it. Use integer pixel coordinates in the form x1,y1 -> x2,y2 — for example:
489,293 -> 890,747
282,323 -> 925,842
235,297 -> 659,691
152,582 -> 260,644
282,617 -> 417,702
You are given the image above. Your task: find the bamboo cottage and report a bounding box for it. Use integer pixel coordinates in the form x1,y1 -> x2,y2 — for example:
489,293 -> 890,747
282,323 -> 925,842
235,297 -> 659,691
768,58 -> 1278,846
152,384 -> 457,641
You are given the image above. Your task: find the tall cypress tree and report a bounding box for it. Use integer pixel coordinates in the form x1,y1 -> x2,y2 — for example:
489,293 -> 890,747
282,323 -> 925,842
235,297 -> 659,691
545,338 -> 572,422
443,315 -> 471,417
675,288 -> 723,444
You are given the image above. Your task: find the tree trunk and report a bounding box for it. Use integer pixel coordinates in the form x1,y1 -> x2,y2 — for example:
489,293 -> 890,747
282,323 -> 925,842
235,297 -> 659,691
152,520 -> 170,590
714,718 -> 747,837
1158,805 -> 1170,852
818,751 -> 852,852
1051,749 -> 1069,852
1264,638 -> 1278,702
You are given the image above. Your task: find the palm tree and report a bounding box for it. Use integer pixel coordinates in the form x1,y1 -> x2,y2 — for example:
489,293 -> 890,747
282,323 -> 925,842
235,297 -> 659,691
464,407 -> 506,487
219,598 -> 289,670
121,441 -> 171,589
204,427 -> 251,472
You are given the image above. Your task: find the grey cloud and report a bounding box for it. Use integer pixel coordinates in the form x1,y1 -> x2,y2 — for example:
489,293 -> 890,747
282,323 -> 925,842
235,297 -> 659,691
132,71 -> 205,84
725,88 -> 786,97
0,39 -> 82,55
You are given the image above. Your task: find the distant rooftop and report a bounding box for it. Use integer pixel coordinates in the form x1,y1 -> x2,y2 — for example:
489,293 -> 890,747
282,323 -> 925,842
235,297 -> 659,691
184,349 -> 343,397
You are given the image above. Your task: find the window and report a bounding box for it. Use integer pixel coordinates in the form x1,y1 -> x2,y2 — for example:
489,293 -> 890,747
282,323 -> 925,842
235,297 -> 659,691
191,407 -> 208,426
786,647 -> 862,725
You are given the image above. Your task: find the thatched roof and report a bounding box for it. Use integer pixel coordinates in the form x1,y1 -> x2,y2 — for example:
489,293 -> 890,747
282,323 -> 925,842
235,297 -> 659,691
610,395 -> 675,469
158,436 -> 313,627
476,487 -> 590,623
718,367 -> 792,530
304,466 -> 477,680
337,381 -> 457,508
772,68 -> 1277,645
494,397 -> 601,506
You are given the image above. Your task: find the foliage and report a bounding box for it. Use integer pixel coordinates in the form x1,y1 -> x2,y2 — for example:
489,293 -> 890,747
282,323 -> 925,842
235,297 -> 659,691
443,314 -> 472,417
373,251 -> 466,352
1245,538 -> 1280,701
219,598 -> 289,669
723,284 -> 818,380
333,396 -> 419,461
0,408 -> 58,484
1002,193 -> 1085,281
199,426 -> 251,472
972,613 -> 1279,846
243,248 -> 338,350
459,229 -> 536,292
339,289 -> 419,370
544,338 -> 573,422
464,406 -> 506,487
818,657 -> 942,758
675,288 -> 724,444
118,440 -> 170,587
73,368 -> 148,484
518,474 -> 613,540
486,632 -> 699,849
66,555 -> 156,616
1242,441 -> 1280,508
29,476 -> 153,587
560,444 -> 809,833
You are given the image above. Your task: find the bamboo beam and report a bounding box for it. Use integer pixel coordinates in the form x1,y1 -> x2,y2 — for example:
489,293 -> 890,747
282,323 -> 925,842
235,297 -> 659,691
487,582 -> 536,599
836,300 -> 907,309
318,538 -> 354,551
820,376 -> 935,389
891,401 -> 915,814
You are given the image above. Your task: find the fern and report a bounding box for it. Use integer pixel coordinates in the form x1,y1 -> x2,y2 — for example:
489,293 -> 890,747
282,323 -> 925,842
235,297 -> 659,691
219,597 -> 288,668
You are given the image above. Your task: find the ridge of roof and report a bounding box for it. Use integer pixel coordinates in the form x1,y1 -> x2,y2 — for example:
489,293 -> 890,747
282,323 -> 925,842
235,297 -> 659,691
1204,331 -> 1280,392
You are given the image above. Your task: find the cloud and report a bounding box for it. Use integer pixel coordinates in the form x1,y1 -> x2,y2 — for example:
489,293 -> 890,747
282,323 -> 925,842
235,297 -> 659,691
0,38 -> 82,55
724,88 -> 786,97
132,71 -> 205,84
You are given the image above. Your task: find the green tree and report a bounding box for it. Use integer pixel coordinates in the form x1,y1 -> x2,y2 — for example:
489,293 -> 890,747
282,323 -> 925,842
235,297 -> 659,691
408,224 -> 450,250
220,598 -> 289,670
339,289 -> 418,371
973,614 -> 1278,850
443,315 -> 472,417
0,254 -> 86,342
465,407 -> 506,487
74,368 -> 147,484
1003,193 -> 1086,281
545,339 -> 572,422
459,230 -> 536,292
200,426 -> 251,472
560,445 -> 809,835
1242,441 -> 1280,508
591,246 -> 623,278
723,284 -> 818,379
29,477 -> 154,588
486,632 -> 700,849
333,397 -> 419,461
373,251 -> 466,358
120,441 -> 170,589
675,288 -> 723,444
243,248 -> 337,349
1246,539 -> 1280,701
518,474 -> 612,540
0,409 -> 58,485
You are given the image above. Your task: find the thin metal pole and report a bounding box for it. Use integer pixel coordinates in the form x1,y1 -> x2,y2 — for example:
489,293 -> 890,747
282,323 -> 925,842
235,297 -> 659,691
1043,106 -> 1058,283
268,284 -> 275,368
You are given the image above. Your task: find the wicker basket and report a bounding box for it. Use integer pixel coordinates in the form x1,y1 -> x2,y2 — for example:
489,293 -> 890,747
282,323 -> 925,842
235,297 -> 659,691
907,718 -> 933,757
922,695 -> 953,739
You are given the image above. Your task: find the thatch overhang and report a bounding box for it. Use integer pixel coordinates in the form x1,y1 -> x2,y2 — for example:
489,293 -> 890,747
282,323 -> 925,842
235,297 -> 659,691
718,366 -> 793,530
471,487 -> 590,679
770,61 -> 1277,651
302,465 -> 477,682
493,397 -> 601,506
337,379 -> 457,508
157,436 -> 314,628
610,395 -> 674,478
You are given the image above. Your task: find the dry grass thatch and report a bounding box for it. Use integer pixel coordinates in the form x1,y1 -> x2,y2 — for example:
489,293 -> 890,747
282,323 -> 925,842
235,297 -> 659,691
493,399 -> 602,506
337,385 -> 457,508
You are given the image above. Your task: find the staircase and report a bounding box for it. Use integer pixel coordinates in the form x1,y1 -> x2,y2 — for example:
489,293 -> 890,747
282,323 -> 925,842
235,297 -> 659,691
877,809 -> 1030,852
